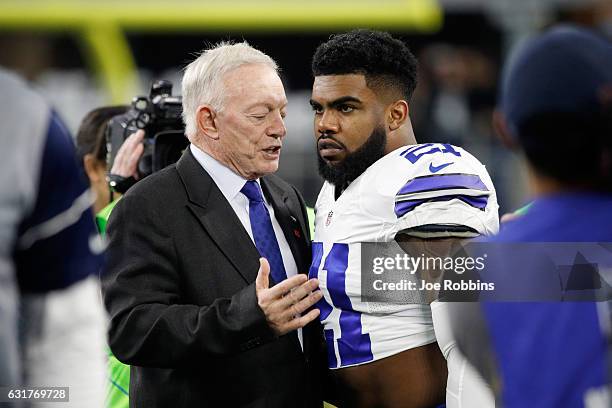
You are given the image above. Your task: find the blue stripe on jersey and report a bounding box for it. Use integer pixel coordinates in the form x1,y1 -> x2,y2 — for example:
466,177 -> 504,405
15,110 -> 102,293
400,143 -> 462,164
324,329 -> 337,368
394,194 -> 488,217
310,244 -> 339,367
324,244 -> 373,367
309,242 -> 334,321
337,310 -> 373,367
397,173 -> 488,196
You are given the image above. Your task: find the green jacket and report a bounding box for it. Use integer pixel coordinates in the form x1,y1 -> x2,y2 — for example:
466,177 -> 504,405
97,200 -> 130,408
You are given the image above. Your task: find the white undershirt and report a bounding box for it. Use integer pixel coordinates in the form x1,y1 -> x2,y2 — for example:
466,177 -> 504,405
190,144 -> 303,348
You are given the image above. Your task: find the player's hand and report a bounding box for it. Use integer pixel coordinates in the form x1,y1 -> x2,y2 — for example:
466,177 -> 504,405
111,130 -> 145,179
255,258 -> 322,336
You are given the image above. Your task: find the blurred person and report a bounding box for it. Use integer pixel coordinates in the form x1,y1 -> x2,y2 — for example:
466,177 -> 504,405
76,106 -> 128,214
416,43 -> 527,216
0,67 -> 105,407
102,42 -> 325,408
415,44 -> 497,147
452,26 -> 612,408
75,107 -> 145,408
75,107 -> 143,228
308,29 -> 499,408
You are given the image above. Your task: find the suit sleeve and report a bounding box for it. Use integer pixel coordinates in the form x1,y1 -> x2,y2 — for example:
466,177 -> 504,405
102,191 -> 276,368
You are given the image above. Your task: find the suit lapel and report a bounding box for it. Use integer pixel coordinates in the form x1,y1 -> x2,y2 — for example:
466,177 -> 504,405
261,177 -> 309,274
177,149 -> 260,284
261,177 -> 315,353
177,152 -> 307,352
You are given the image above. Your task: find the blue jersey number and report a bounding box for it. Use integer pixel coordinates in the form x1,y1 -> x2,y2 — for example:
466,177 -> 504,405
400,143 -> 461,164
310,242 -> 373,368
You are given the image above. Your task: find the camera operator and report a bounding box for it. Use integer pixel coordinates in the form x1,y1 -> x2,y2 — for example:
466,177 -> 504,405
76,107 -> 149,408
108,130 -> 144,191
105,79 -> 188,195
76,107 -> 146,231
78,106 -> 126,212
77,78 -> 194,408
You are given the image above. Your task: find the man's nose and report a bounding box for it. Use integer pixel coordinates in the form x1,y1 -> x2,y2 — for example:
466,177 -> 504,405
267,111 -> 286,138
316,110 -> 339,134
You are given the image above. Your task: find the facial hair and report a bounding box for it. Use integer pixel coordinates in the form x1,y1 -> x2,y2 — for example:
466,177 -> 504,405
317,125 -> 387,191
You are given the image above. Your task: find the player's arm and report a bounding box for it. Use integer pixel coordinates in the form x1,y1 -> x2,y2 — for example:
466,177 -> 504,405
16,110 -> 102,292
394,229 -> 471,305
394,143 -> 499,237
392,164 -> 492,297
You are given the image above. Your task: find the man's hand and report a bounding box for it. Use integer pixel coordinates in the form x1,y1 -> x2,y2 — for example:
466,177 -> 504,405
111,130 -> 145,179
255,258 -> 322,336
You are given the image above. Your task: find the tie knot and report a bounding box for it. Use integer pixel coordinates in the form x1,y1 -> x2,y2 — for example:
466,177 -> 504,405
241,180 -> 264,203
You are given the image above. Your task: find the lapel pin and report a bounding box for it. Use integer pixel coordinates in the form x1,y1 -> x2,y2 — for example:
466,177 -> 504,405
293,229 -> 301,238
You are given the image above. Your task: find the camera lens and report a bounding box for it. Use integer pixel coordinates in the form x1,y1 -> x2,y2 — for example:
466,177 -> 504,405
135,113 -> 150,129
134,98 -> 148,111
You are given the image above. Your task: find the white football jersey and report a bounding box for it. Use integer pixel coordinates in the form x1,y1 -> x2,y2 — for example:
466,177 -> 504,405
310,143 -> 499,369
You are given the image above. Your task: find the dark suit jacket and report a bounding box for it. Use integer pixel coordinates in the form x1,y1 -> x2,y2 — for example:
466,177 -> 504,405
102,149 -> 324,408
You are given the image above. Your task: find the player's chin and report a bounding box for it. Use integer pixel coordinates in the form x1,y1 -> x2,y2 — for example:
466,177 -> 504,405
318,150 -> 346,165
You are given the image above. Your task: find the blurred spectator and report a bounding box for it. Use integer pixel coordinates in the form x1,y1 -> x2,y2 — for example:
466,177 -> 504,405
75,107 -> 145,408
76,106 -> 128,214
0,67 -> 106,407
76,107 -> 144,230
414,44 -> 497,146
413,42 -> 526,214
452,26 -> 612,408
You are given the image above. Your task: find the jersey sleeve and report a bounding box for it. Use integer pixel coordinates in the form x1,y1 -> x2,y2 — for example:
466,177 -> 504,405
15,110 -> 103,293
393,144 -> 499,237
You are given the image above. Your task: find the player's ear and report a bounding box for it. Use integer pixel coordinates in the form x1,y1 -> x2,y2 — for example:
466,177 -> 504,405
492,109 -> 518,149
196,105 -> 219,140
388,100 -> 409,131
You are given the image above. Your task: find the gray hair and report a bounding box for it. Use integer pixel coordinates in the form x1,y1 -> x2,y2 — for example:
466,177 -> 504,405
181,41 -> 278,139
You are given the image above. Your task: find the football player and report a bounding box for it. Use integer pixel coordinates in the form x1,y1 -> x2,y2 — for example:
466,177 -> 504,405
308,30 -> 499,407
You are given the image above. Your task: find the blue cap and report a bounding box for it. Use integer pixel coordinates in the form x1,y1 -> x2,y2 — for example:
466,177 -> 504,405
500,25 -> 612,136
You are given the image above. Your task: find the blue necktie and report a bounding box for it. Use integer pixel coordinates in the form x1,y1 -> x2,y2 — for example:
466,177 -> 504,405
241,180 -> 287,284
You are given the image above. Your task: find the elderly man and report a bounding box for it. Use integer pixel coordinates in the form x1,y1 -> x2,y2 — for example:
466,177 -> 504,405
102,42 -> 324,408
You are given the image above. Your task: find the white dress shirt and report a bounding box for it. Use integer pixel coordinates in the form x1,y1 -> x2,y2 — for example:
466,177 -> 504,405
190,144 -> 303,347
